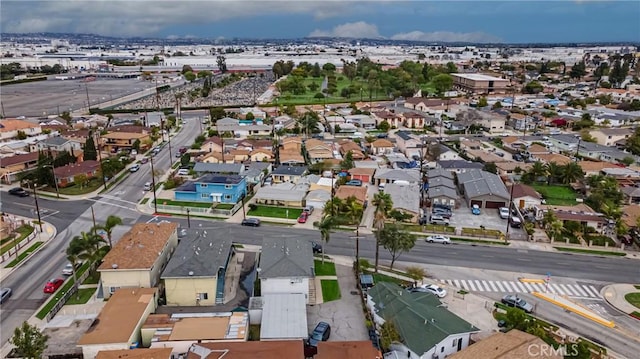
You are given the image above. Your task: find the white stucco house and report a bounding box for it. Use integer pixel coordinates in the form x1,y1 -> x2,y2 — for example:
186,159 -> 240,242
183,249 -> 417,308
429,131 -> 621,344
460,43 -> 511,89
258,237 -> 314,304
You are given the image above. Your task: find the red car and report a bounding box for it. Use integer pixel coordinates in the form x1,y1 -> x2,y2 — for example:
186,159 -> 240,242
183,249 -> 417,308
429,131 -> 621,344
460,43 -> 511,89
297,213 -> 308,223
43,278 -> 64,294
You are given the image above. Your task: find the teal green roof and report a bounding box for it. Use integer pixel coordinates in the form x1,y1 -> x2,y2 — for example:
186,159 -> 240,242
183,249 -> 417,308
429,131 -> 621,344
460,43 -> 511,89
369,282 -> 479,355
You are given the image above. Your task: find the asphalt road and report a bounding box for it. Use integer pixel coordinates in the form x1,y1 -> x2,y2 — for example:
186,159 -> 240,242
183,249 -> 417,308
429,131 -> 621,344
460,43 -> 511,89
0,117 -> 202,344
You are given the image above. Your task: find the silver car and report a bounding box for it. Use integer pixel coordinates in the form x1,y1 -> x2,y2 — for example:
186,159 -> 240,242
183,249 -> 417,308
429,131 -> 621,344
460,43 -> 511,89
501,294 -> 534,313
425,235 -> 451,244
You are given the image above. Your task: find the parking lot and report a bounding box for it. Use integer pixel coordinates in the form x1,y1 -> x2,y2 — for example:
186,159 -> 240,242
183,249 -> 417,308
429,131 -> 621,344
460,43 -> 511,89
448,202 -> 510,232
306,264 -> 369,342
1,76 -> 155,117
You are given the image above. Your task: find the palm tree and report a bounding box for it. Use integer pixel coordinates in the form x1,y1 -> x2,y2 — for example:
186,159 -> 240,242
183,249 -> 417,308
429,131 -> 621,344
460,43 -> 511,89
314,215 -> 339,263
550,220 -> 564,242
560,162 -> 584,184
66,248 -> 81,299
72,231 -> 109,265
323,197 -> 344,217
542,209 -> 557,230
528,161 -> 547,182
545,162 -> 563,185
93,215 -> 122,248
372,192 -> 393,273
344,196 -> 364,225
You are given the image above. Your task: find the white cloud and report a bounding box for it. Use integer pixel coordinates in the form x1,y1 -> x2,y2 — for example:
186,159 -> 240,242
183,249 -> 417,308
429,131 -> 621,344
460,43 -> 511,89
390,31 -> 502,43
309,21 -> 381,38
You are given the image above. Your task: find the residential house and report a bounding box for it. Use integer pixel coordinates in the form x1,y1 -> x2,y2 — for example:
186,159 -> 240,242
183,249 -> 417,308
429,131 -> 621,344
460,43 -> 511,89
370,139 -> 394,155
53,160 -> 101,187
259,293 -> 309,340
509,113 -> 537,131
374,168 -> 421,186
366,282 -> 479,359
279,137 -> 305,165
304,189 -> 331,211
345,114 -> 377,129
258,237 -> 314,304
373,111 -> 403,128
0,152 -> 39,184
0,119 -> 42,141
401,112 -> 427,128
216,117 -> 271,137
534,153 -> 573,166
354,160 -> 382,169
349,167 -> 376,184
427,170 -> 458,207
96,349 -> 172,359
437,160 -> 484,174
254,182 -> 309,207
102,131 -> 150,153
201,137 -> 224,154
577,142 -> 615,161
242,162 -> 271,185
98,222 -> 179,298
385,183 -> 420,221
77,288 -> 158,359
599,148 -> 640,165
271,165 -> 308,184
548,134 -> 579,153
161,229 -> 233,306
553,210 -> 607,233
315,341 -> 382,359
335,185 -> 368,205
250,149 -> 274,162
200,152 -> 231,164
448,330 -> 562,359
509,184 -> 542,210
174,174 -> 247,204
526,143 -> 550,158
236,139 -> 273,152
339,140 -> 366,160
495,161 -> 532,176
591,128 -> 632,147
192,163 -> 244,176
395,131 -> 422,156
436,144 -> 461,161
456,109 -> 505,133
305,139 -> 335,164
305,175 -> 335,192
621,185 -> 640,205
34,136 -> 81,153
186,341 -> 304,359
578,160 -> 619,176
404,98 -> 458,112
457,169 -> 510,208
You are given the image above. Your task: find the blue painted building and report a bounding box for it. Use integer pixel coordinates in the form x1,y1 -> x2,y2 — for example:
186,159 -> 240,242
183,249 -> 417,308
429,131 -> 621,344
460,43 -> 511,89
174,174 -> 247,203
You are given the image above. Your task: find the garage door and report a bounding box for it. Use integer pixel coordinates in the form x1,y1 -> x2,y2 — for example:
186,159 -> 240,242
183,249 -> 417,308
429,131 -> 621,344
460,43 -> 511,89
470,200 -> 482,207
485,201 -> 505,209
306,200 -> 326,211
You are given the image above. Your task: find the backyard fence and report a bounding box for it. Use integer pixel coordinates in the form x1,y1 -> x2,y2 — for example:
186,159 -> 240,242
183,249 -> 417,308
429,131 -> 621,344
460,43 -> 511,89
0,230 -> 37,264
45,263 -> 95,322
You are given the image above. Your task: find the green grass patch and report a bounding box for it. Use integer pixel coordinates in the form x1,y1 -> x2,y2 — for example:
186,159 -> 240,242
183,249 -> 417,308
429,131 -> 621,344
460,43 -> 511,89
635,285 -> 640,290
247,205 -> 302,219
587,235 -> 616,247
82,270 -> 100,285
451,237 -> 508,246
314,260 -> 337,276
156,199 -> 212,208
275,77 -> 391,106
632,311 -> 640,318
365,271 -> 412,286
155,182 -> 164,190
48,178 -> 103,195
65,288 -> 96,305
258,220 -> 294,227
35,191 -> 67,199
140,198 -> 149,205
5,241 -> 43,268
530,184 -> 577,206
0,225 -> 34,255
320,280 -> 341,302
36,262 -> 92,319
155,212 -> 226,220
248,325 -> 260,341
232,244 -> 244,249
461,228 -> 503,238
215,203 -> 235,210
400,223 -> 455,233
553,247 -> 626,256
625,293 -> 640,309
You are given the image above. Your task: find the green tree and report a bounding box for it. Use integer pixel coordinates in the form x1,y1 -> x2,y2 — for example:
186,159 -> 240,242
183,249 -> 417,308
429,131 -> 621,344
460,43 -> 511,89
323,197 -> 344,217
209,106 -> 227,122
313,214 -> 340,263
478,97 -> 488,107
93,215 -> 122,248
180,153 -> 191,167
569,61 -> 587,80
53,150 -> 76,168
184,71 -> 196,82
405,266 -> 427,285
482,162 -> 498,174
379,223 -> 416,270
245,112 -> 255,121
372,192 -> 393,272
377,120 -> 390,132
340,151 -> 354,170
344,196 -> 364,224
560,162 -> 584,184
298,110 -> 320,135
388,209 -> 413,223
322,63 -> 336,73
216,55 -> 227,73
71,231 -> 109,264
379,320 -> 401,352
16,130 -> 27,140
83,133 -> 98,161
9,321 -> 49,359
620,156 -> 635,166
181,65 -> 193,74
432,73 -> 453,95
528,161 -> 548,182
492,101 -> 503,109
545,162 -> 563,185
132,139 -> 141,151
73,174 -> 88,189
60,111 -> 72,125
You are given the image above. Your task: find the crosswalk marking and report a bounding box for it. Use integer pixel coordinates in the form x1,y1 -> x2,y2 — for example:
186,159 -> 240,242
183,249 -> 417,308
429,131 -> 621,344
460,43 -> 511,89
437,279 -> 600,298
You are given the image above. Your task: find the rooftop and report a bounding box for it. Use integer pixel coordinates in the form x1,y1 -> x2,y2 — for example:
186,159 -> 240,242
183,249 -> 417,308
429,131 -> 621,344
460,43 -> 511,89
259,237 -> 313,278
98,222 -> 178,271
458,169 -> 510,199
53,160 -> 100,178
161,229 -> 233,278
193,162 -> 244,174
335,185 -> 368,204
260,293 -> 308,340
96,348 -> 173,359
0,119 -> 40,132
271,165 -> 308,176
197,173 -> 245,185
384,182 -> 420,214
77,287 -> 158,345
0,151 -> 39,167
448,330 -> 561,359
315,341 -> 381,359
187,340 -> 304,359
452,73 -> 507,82
143,312 -> 247,342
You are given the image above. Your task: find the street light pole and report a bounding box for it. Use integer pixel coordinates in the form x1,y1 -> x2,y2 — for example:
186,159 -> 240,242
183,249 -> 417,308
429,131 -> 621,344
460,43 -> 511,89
45,165 -> 60,199
91,205 -> 97,234
30,181 -> 43,233
186,208 -> 191,228
94,131 -> 108,191
149,152 -> 158,214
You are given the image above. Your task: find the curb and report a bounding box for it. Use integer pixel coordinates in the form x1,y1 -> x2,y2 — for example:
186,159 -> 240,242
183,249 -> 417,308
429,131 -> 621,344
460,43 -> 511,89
532,291 -> 615,328
600,285 -> 639,319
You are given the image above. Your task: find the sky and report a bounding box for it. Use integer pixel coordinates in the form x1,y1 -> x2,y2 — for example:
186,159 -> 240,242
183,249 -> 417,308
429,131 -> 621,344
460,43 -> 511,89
1,1 -> 639,43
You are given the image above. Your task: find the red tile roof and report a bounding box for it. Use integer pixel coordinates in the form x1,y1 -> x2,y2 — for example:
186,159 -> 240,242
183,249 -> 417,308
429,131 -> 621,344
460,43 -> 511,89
0,152 -> 39,167
53,160 -> 100,178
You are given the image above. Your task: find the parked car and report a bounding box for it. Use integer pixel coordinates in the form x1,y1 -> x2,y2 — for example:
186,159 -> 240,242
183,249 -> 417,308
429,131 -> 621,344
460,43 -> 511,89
303,205 -> 315,215
8,187 -> 29,197
177,169 -> 190,176
433,203 -> 452,211
345,179 -> 363,187
297,213 -> 308,224
311,241 -> 323,254
411,284 -> 448,298
510,216 -> 522,228
471,204 -> 481,215
429,215 -> 450,226
499,207 -> 510,219
431,208 -> 452,219
43,278 -> 65,294
307,322 -> 331,346
425,235 -> 451,244
0,288 -> 11,304
501,294 -> 534,313
140,157 -> 149,164
62,263 -> 79,276
496,152 -> 505,157
129,164 -> 140,172
418,216 -> 428,225
241,218 -> 261,227
143,182 -> 152,191
378,183 -> 386,191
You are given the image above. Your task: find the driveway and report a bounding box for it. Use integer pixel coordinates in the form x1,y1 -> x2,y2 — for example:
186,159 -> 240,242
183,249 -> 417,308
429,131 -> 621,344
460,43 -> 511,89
307,264 -> 369,341
449,203 -> 527,240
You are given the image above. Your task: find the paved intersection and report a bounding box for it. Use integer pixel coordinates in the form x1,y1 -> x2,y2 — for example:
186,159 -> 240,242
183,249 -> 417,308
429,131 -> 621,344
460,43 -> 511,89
437,279 -> 601,298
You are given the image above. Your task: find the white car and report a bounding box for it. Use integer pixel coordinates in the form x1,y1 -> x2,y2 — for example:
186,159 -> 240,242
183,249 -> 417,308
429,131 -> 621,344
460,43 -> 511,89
421,284 -> 448,298
129,164 -> 140,172
177,169 -> 190,176
499,207 -> 510,219
425,235 -> 451,244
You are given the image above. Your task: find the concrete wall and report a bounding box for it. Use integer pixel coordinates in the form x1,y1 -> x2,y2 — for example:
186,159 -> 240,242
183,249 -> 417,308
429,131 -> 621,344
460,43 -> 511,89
164,277 -> 217,306
100,270 -> 153,298
260,277 -> 309,304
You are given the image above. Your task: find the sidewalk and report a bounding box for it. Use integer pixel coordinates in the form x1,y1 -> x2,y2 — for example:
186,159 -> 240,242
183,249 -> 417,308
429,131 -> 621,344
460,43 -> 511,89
0,218 -> 57,283
602,284 -> 640,316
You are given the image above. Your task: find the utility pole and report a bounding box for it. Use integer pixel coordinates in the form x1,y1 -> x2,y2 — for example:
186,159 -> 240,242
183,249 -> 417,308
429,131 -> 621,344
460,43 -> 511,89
574,137 -> 581,160
45,165 -> 60,198
349,226 -> 365,270
241,194 -> 247,220
85,83 -> 91,112
505,182 -> 515,242
91,205 -> 97,234
186,208 -> 191,228
95,132 -> 108,191
31,181 -> 43,232
150,153 -> 158,214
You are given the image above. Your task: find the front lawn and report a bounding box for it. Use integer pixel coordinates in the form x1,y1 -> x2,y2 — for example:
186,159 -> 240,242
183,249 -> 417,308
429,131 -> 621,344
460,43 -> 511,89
5,241 -> 43,268
364,271 -> 412,287
215,203 -> 235,210
320,280 -> 341,302
314,260 -> 337,276
82,270 -> 101,285
52,178 -> 104,195
156,199 -> 212,208
0,225 -> 34,255
65,288 -> 96,305
247,205 -> 303,219
553,247 -> 626,256
530,184 -> 577,206
625,292 -> 640,309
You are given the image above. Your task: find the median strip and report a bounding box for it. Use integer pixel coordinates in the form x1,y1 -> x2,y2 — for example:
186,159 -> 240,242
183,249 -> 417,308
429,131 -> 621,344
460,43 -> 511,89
519,278 -> 546,284
532,292 -> 615,328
